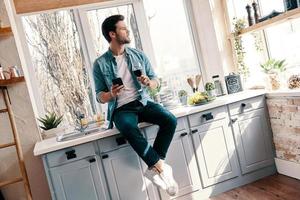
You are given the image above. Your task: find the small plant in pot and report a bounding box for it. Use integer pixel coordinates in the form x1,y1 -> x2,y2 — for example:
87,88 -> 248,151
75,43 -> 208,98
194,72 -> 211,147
205,82 -> 216,97
38,112 -> 63,139
178,90 -> 188,105
260,59 -> 287,90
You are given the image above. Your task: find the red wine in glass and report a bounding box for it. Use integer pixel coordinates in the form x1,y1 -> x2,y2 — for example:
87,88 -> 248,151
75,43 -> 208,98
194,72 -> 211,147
133,69 -> 142,77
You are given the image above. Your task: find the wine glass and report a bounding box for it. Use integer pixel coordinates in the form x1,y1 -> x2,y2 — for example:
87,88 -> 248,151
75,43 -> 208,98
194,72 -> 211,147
132,62 -> 142,77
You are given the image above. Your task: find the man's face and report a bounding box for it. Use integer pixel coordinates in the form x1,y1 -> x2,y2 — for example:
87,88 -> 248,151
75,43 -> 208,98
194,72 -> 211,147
113,21 -> 131,44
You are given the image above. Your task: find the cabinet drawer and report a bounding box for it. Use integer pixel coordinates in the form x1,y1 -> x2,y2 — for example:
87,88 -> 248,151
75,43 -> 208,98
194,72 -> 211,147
144,117 -> 188,140
228,95 -> 265,116
98,134 -> 130,153
46,142 -> 96,168
188,106 -> 227,127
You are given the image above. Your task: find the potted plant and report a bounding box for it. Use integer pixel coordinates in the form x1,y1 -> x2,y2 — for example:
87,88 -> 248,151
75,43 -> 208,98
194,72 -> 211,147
178,90 -> 188,105
260,59 -> 287,90
205,82 -> 216,97
38,112 -> 63,139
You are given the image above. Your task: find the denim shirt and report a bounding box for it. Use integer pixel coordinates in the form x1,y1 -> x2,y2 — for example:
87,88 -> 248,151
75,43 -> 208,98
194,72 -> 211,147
93,47 -> 158,129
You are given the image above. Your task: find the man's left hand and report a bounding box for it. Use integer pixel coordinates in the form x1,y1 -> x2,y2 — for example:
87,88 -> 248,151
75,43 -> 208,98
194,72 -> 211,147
138,75 -> 151,86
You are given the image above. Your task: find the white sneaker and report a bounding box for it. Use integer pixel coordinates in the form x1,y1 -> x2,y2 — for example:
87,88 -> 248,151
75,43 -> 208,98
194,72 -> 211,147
144,168 -> 167,191
159,163 -> 179,196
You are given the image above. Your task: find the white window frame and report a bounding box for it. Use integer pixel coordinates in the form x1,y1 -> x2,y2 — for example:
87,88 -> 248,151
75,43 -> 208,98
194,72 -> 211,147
4,0 -> 206,134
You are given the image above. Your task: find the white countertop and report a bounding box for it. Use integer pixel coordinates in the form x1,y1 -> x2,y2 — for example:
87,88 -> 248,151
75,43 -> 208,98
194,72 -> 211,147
34,90 -> 266,156
266,89 -> 300,97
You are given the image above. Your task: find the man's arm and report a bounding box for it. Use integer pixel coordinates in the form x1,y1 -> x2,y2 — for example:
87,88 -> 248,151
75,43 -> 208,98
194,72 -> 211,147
93,60 -> 124,103
140,52 -> 160,89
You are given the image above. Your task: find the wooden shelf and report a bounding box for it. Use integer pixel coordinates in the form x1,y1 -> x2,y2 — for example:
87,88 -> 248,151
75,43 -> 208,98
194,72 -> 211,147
239,7 -> 300,35
0,77 -> 25,87
0,27 -> 13,37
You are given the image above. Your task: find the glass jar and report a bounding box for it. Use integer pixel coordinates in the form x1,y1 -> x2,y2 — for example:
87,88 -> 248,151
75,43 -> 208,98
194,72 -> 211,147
212,75 -> 224,96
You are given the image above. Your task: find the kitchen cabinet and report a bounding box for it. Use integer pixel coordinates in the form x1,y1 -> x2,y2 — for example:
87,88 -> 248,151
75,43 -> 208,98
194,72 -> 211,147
144,117 -> 202,199
190,110 -> 239,187
49,155 -> 109,200
231,107 -> 274,174
100,143 -> 159,200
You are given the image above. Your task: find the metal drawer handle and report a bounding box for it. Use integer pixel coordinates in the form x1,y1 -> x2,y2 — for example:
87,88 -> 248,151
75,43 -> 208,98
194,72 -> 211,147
65,150 -> 76,160
116,137 -> 127,146
241,103 -> 246,108
191,129 -> 198,134
231,118 -> 238,123
102,154 -> 109,159
180,132 -> 188,137
89,158 -> 96,163
202,112 -> 214,121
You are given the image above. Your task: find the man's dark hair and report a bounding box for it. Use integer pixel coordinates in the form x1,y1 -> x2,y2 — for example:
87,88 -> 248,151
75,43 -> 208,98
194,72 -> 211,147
102,15 -> 125,42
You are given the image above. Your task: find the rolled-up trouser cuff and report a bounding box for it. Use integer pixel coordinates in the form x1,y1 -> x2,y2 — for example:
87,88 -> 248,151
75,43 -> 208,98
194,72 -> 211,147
142,146 -> 160,167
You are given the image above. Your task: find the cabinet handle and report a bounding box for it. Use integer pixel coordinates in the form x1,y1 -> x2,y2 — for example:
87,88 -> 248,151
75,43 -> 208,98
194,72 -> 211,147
116,137 -> 127,146
191,129 -> 198,134
202,112 -> 214,121
89,158 -> 96,163
231,118 -> 238,123
241,103 -> 246,108
102,154 -> 109,159
65,150 -> 77,160
180,132 -> 188,137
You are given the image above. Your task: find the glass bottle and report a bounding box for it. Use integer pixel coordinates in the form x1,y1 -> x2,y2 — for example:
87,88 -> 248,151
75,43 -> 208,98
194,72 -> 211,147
212,75 -> 224,96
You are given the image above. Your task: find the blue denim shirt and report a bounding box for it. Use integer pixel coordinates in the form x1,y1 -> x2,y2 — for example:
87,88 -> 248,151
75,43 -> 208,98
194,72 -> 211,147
93,47 -> 158,129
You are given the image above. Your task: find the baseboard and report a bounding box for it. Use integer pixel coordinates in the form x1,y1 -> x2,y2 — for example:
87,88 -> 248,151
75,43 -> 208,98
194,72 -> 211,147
275,158 -> 300,180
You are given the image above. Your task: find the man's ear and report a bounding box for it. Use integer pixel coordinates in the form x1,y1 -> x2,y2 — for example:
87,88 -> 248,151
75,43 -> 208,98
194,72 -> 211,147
109,31 -> 116,40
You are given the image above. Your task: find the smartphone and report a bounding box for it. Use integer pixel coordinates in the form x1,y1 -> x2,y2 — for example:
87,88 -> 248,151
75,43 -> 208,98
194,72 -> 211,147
112,77 -> 123,86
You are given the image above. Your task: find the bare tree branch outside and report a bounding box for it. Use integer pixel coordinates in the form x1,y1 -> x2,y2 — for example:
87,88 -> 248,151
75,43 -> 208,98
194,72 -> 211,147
22,10 -> 96,126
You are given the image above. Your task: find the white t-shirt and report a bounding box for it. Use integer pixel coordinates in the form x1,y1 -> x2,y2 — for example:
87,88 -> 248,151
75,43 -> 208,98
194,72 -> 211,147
114,54 -> 139,108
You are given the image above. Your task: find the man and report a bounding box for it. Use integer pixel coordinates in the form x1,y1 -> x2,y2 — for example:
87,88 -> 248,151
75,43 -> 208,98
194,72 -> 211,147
93,15 -> 178,196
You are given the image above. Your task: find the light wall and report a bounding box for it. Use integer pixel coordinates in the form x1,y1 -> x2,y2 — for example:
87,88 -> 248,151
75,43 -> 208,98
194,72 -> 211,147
0,1 -> 51,199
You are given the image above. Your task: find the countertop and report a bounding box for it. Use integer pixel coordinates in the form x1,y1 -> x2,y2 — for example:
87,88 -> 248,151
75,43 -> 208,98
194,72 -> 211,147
34,90 -> 266,156
266,89 -> 300,97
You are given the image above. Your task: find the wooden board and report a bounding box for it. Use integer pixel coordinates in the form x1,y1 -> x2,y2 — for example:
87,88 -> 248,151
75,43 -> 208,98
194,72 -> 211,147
239,7 -> 300,35
13,0 -> 113,14
0,27 -> 13,37
0,77 -> 25,87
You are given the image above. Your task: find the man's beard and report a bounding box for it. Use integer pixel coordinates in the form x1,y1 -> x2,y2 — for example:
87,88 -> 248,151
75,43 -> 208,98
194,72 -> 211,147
116,34 -> 131,44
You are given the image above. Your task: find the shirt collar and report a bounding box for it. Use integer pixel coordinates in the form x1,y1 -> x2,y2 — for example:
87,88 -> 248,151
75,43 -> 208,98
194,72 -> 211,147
107,46 -> 130,60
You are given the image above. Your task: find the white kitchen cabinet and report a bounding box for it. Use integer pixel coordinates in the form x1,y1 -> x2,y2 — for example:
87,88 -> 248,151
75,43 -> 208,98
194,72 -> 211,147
191,116 -> 239,187
231,107 -> 274,174
49,155 -> 109,200
101,144 -> 159,200
144,119 -> 202,199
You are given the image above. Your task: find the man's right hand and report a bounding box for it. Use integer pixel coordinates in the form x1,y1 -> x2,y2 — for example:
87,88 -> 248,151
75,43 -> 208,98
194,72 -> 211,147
110,84 -> 124,98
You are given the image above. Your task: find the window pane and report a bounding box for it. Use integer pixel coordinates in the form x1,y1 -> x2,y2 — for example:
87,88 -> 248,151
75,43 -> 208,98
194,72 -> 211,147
265,19 -> 300,74
144,0 -> 202,94
86,4 -> 141,57
22,10 -> 96,126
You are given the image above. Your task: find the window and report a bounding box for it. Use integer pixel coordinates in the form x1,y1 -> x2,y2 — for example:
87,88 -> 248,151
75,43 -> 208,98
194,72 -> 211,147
22,10 -> 96,126
143,0 -> 202,94
227,0 -> 300,85
19,0 -> 203,130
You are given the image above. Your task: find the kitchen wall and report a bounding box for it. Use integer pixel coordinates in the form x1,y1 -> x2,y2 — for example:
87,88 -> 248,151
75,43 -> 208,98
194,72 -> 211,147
0,1 -> 51,199
267,97 -> 300,163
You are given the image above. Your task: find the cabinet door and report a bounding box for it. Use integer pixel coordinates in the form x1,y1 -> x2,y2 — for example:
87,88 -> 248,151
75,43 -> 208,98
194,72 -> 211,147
232,108 -> 274,174
147,130 -> 202,199
192,118 -> 239,187
101,146 -> 155,200
50,155 -> 109,200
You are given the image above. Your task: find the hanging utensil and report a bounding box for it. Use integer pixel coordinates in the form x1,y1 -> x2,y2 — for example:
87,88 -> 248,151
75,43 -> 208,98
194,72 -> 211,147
195,74 -> 202,92
187,77 -> 195,93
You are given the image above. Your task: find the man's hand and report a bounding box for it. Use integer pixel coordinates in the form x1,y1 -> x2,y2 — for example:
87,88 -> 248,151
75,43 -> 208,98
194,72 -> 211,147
138,75 -> 151,86
137,75 -> 158,89
111,84 -> 124,98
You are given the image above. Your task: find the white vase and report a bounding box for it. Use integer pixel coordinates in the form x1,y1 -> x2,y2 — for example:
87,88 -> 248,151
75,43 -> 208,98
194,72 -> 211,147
41,127 -> 65,139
